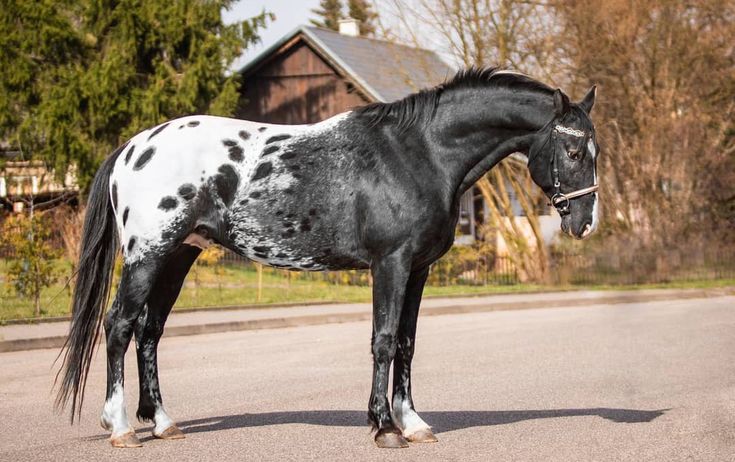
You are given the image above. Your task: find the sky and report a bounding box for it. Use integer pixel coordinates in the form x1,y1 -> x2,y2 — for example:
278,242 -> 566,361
222,0 -> 322,71
222,1 -> 456,72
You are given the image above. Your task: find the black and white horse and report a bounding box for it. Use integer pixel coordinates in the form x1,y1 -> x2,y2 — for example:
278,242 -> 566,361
56,68 -> 599,449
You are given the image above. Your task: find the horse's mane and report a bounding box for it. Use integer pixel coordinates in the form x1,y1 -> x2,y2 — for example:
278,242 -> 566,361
355,67 -> 554,131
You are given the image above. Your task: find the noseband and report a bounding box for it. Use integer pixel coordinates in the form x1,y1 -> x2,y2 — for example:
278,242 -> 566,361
549,124 -> 598,216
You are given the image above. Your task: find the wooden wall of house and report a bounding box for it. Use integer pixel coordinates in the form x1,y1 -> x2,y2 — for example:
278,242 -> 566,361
237,40 -> 370,124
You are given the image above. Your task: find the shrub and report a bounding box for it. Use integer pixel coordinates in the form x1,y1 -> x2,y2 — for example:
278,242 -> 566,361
2,211 -> 62,316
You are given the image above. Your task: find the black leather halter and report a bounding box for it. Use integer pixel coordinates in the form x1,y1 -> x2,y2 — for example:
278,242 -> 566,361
549,125 -> 599,216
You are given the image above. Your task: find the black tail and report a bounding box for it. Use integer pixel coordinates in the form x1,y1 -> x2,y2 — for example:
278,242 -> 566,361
55,146 -> 124,422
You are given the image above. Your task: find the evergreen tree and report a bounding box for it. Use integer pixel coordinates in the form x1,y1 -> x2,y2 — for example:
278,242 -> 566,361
348,0 -> 378,36
310,0 -> 344,31
0,0 -> 271,190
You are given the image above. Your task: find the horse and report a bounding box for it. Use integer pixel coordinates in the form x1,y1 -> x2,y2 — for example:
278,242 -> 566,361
55,67 -> 599,449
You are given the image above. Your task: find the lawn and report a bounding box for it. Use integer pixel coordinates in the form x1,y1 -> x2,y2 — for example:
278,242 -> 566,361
0,260 -> 542,322
1,259 -> 733,323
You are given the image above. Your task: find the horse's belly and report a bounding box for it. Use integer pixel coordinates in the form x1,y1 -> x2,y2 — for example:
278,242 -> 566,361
227,208 -> 367,271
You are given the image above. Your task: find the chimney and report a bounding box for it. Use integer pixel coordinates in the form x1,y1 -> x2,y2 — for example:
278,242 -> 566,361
338,18 -> 360,37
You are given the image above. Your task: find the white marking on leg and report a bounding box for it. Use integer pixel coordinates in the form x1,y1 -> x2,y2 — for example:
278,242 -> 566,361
101,383 -> 132,436
392,396 -> 431,437
153,407 -> 175,436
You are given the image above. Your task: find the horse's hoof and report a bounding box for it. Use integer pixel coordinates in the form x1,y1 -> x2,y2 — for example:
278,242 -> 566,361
406,428 -> 438,443
375,429 -> 409,448
154,425 -> 186,440
110,431 -> 143,448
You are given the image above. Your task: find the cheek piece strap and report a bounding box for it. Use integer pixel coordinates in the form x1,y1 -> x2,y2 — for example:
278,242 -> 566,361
549,125 -> 599,216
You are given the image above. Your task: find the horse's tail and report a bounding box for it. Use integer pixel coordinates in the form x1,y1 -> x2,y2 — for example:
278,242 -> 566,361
55,146 -> 123,422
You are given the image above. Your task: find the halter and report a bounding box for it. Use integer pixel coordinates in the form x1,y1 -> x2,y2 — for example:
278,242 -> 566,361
549,124 -> 599,216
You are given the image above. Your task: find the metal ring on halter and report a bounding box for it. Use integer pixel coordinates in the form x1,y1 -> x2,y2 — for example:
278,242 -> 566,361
551,192 -> 570,214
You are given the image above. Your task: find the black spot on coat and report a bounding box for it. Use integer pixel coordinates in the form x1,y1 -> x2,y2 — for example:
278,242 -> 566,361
239,130 -> 250,141
127,237 -> 137,253
253,246 -> 270,253
222,139 -> 238,147
147,123 -> 170,141
187,121 -> 200,127
262,145 -> 280,156
111,182 -> 118,210
178,183 -> 196,200
229,145 -> 244,162
251,162 -> 273,181
122,207 -> 130,226
214,164 -> 239,206
258,127 -> 267,132
249,191 -> 262,199
124,145 -> 135,164
265,134 -> 292,144
158,196 -> 178,211
280,150 -> 297,160
133,147 -> 155,170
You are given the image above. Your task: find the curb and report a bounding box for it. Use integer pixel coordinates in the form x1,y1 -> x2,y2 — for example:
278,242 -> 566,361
1,288 -> 731,354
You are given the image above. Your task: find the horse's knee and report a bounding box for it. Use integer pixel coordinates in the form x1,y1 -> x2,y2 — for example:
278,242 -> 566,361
372,332 -> 397,362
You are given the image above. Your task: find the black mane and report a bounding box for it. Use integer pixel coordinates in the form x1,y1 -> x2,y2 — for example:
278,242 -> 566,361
355,67 -> 554,131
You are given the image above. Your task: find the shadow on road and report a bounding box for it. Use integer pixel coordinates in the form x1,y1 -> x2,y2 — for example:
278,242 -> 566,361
169,408 -> 667,436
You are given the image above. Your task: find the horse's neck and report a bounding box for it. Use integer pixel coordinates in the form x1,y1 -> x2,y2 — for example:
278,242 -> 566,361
428,87 -> 554,199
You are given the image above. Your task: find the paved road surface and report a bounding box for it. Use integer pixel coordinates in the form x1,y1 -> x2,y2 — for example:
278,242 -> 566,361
1,296 -> 734,461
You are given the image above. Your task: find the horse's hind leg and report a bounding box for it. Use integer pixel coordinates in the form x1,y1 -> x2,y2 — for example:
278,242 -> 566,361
391,267 -> 437,443
101,259 -> 164,448
134,244 -> 201,440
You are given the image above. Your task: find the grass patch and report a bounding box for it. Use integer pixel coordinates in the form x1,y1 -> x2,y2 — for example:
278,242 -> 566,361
1,259 -> 732,323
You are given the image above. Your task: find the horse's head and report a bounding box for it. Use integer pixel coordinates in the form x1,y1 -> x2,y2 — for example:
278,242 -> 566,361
528,86 -> 599,240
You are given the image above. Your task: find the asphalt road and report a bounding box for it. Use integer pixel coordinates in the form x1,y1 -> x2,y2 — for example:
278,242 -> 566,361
1,296 -> 734,461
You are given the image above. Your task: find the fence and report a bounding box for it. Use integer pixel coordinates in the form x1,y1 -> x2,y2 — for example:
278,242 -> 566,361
214,244 -> 735,288
1,239 -> 733,320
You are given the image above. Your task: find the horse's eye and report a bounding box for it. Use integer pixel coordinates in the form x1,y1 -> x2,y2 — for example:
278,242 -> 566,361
567,149 -> 582,161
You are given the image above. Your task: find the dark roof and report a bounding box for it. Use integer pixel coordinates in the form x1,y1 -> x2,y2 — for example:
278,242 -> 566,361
239,26 -> 455,103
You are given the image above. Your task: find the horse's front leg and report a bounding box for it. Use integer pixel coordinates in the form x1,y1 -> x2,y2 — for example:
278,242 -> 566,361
392,267 -> 437,443
368,246 -> 412,448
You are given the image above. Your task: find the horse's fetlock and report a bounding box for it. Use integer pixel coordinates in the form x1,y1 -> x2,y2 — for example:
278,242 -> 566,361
136,402 -> 156,422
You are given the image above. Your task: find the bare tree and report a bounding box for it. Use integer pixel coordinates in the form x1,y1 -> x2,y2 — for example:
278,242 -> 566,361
554,0 -> 735,249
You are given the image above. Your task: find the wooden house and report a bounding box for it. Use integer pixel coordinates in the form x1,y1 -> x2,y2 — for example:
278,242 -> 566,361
0,146 -> 78,213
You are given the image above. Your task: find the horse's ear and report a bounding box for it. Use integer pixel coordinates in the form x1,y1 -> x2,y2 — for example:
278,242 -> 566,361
578,85 -> 597,114
553,89 -> 570,117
